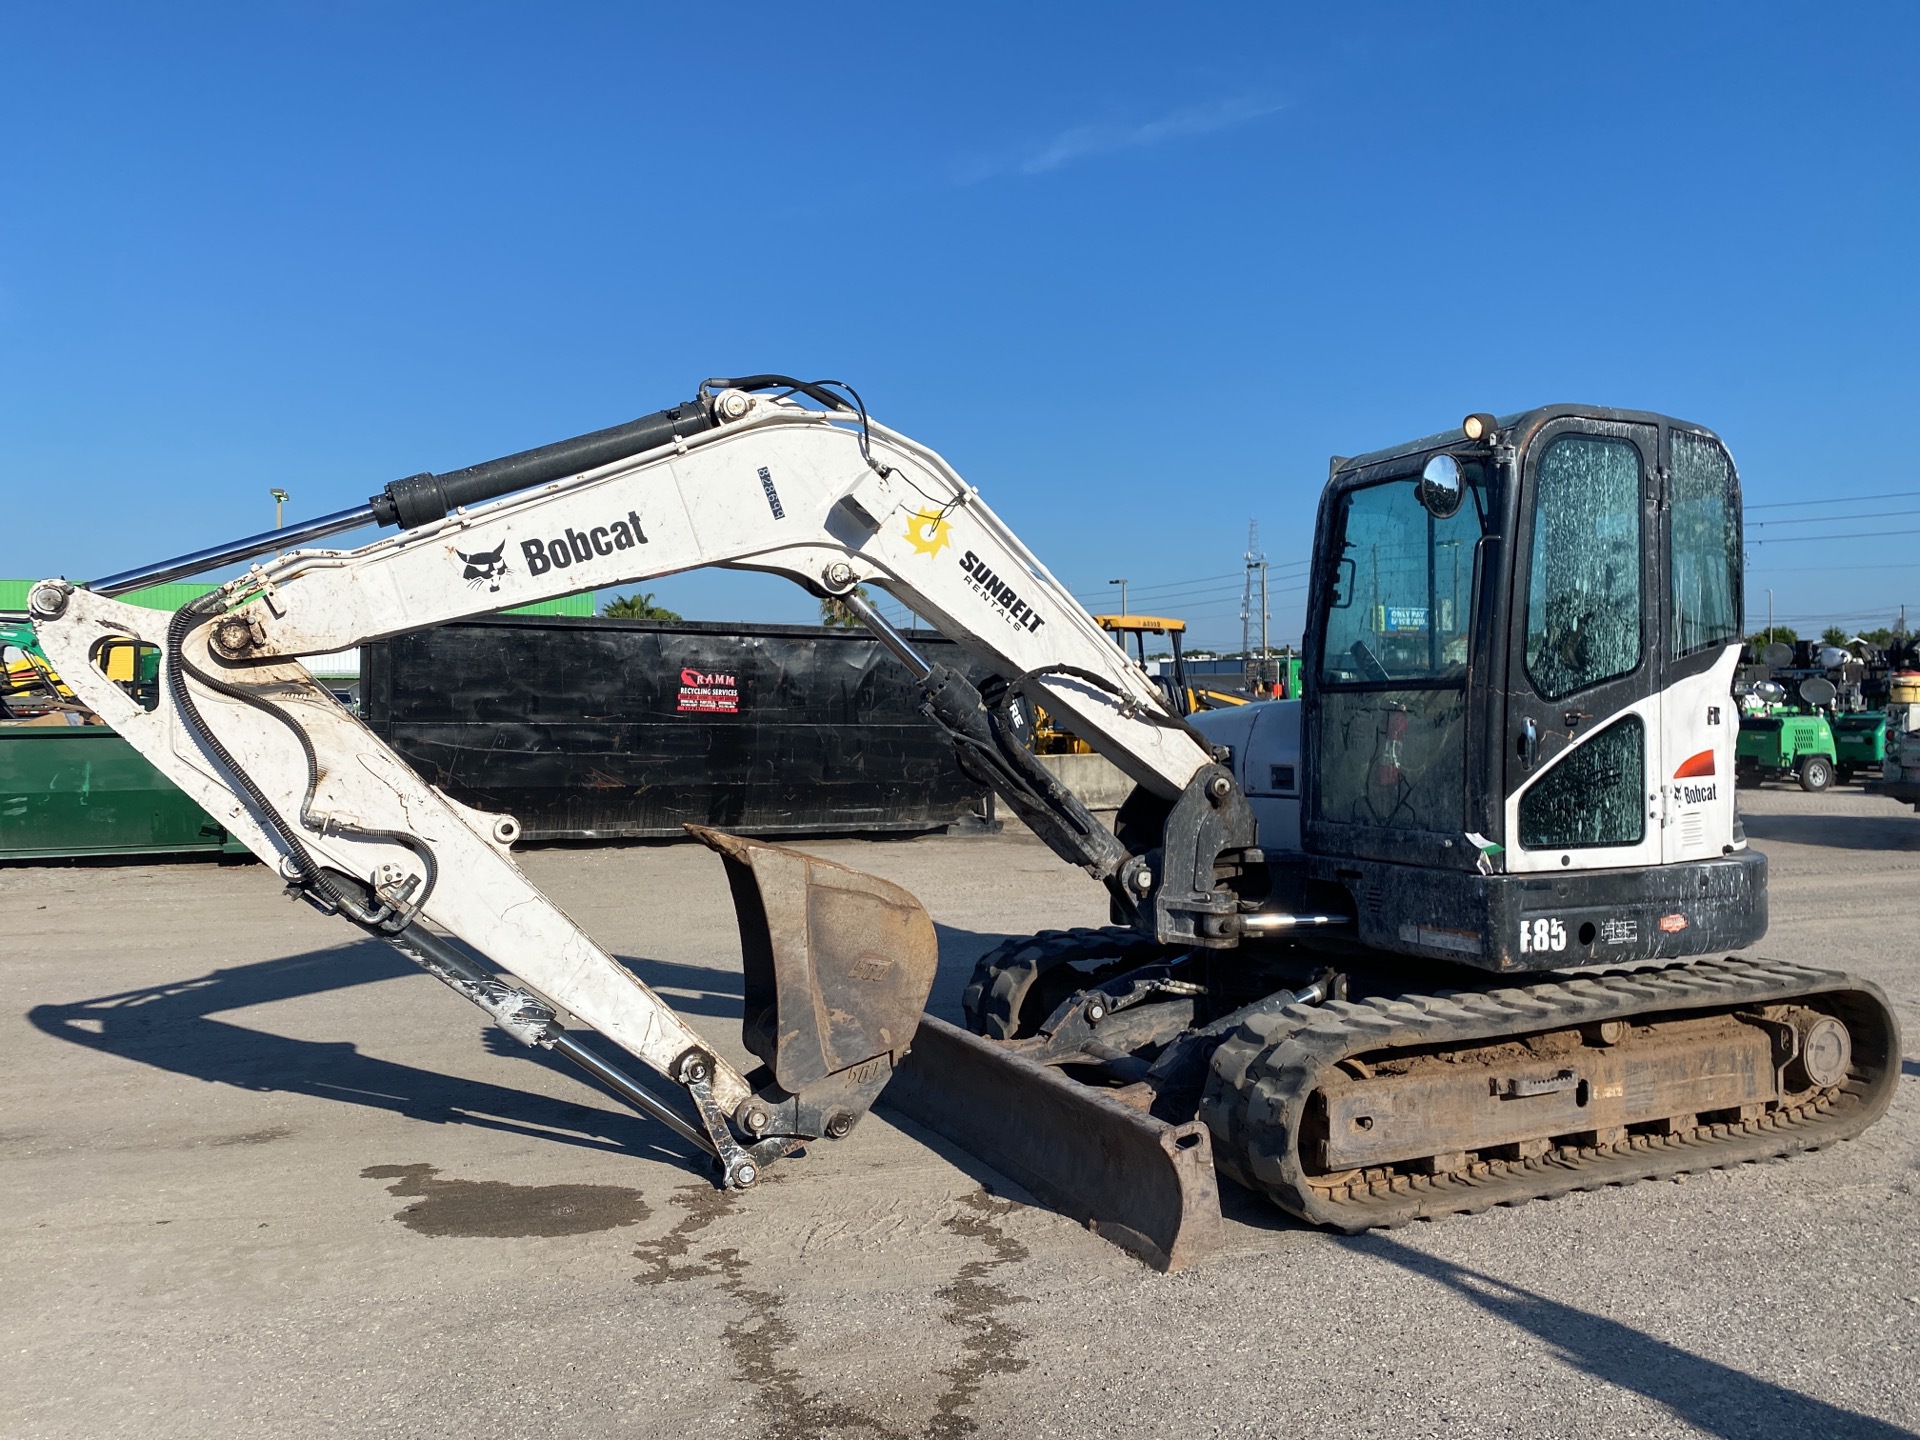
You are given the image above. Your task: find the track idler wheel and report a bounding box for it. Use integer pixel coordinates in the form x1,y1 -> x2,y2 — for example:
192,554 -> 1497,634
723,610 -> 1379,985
961,926 -> 1171,1039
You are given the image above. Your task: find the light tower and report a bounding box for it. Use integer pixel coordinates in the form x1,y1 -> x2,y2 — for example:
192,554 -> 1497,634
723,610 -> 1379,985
1240,520 -> 1266,690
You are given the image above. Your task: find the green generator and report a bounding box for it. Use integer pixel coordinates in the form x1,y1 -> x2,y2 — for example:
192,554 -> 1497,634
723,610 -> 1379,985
1735,711 -> 1838,791
1831,712 -> 1889,784
1736,669 -> 1885,793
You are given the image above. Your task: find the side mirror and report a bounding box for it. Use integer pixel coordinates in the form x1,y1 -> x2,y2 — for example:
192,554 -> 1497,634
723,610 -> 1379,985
1417,454 -> 1464,518
1330,555 -> 1356,609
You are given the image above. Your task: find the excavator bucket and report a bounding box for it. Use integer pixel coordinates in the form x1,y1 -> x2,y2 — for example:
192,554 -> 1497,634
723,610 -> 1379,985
691,827 -> 1222,1269
690,826 -> 939,1120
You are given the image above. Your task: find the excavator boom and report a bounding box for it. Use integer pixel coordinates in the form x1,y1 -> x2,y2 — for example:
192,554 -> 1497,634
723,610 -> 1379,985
28,379 -> 1238,1223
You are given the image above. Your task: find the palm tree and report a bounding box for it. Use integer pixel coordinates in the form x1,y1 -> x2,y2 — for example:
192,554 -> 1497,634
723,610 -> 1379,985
819,584 -> 872,628
600,591 -> 683,621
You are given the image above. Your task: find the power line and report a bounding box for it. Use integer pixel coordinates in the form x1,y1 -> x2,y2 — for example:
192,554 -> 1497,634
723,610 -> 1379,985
1114,557 -> 1313,592
1757,603 -> 1910,621
1750,507 -> 1920,528
1748,526 -> 1920,546
1093,579 -> 1250,602
1070,576 -> 1231,603
1182,582 -> 1310,605
1085,569 -> 1241,594
1747,561 -> 1919,574
1747,489 -> 1920,511
1183,600 -> 1307,618
1069,563 -> 1309,608
1177,591 -> 1309,620
1076,578 -> 1246,602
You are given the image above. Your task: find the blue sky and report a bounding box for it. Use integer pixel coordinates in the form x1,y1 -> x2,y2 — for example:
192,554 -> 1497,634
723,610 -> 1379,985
3,3 -> 1914,650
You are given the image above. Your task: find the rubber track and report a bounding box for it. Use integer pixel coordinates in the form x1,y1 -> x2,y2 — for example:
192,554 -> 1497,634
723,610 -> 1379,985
1199,955 -> 1901,1232
961,927 -> 1168,1039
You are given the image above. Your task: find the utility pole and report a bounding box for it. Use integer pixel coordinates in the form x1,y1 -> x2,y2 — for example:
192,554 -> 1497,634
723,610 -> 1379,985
269,488 -> 290,529
1108,578 -> 1129,616
1767,588 -> 1774,642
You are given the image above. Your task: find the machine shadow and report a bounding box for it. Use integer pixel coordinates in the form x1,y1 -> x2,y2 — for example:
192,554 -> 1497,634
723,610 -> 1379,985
609,923 -> 1002,1026
24,923 -> 1017,1166
601,952 -> 744,1020
1349,1234 -> 1919,1440
1738,810 -> 1920,852
26,942 -> 698,1164
26,916 -> 1170,1194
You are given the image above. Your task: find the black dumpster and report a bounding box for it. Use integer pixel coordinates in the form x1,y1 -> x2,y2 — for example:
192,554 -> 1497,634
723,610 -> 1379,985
360,616 -> 990,841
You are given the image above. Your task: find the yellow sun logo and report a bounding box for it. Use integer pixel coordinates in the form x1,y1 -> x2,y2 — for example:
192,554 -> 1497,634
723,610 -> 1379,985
904,507 -> 952,558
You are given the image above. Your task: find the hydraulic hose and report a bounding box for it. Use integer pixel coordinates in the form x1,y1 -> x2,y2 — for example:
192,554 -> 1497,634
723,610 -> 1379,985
164,597 -> 433,931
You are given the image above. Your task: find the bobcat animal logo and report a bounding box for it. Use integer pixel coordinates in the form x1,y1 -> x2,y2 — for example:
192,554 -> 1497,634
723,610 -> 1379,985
455,543 -> 510,593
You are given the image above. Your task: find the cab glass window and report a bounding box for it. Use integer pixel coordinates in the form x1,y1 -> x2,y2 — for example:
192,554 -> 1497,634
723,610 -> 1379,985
1314,468 -> 1482,836
1518,714 -> 1645,849
1319,473 -> 1481,687
1669,431 -> 1741,657
1524,434 -> 1642,700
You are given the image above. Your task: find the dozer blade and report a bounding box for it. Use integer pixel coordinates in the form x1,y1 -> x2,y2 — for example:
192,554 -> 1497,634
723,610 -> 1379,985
882,1015 -> 1224,1273
690,826 -> 939,1136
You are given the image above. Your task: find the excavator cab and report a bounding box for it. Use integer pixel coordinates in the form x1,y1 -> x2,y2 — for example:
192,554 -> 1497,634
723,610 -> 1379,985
1300,406 -> 1764,971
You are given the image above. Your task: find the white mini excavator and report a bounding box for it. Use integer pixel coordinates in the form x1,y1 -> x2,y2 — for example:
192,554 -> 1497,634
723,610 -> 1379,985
33,378 -> 1898,1271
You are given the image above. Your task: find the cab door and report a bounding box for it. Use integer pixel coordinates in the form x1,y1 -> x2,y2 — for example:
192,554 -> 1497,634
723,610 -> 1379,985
1501,417 -> 1663,875
1658,426 -> 1745,862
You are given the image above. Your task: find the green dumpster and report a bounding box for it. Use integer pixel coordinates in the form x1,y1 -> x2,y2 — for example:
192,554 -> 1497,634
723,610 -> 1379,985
0,723 -> 245,860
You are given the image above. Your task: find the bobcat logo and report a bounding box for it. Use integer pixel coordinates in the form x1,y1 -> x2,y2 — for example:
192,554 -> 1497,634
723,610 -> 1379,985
454,543 -> 510,593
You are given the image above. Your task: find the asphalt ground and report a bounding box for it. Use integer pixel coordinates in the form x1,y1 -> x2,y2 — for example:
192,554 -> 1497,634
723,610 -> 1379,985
4,785 -> 1917,1440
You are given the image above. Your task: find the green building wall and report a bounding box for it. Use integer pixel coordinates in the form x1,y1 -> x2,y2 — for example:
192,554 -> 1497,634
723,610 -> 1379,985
0,580 -> 595,618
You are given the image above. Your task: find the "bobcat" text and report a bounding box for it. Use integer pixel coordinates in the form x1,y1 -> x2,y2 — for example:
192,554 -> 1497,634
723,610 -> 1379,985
521,511 -> 648,575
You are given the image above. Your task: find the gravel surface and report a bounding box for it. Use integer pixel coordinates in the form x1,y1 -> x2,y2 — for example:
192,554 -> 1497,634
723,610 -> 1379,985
3,785 -> 1916,1439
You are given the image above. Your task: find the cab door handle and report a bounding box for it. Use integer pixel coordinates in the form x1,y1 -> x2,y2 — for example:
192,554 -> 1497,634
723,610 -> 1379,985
1518,716 -> 1539,770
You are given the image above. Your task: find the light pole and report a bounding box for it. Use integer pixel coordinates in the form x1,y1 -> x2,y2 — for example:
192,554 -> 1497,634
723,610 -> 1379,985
1258,559 -> 1270,682
269,488 -> 291,529
1109,578 -> 1129,616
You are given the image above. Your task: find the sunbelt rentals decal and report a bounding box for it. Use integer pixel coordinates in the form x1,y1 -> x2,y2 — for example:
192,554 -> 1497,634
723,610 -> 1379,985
902,506 -> 1045,634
